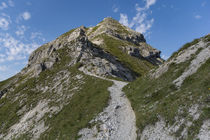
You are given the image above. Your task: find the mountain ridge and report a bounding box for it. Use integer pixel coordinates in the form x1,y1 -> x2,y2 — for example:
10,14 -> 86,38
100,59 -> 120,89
20,17 -> 163,81
0,17 -> 162,140
0,17 -> 209,140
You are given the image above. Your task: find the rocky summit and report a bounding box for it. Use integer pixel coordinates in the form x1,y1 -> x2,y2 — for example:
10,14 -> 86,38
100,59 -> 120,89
0,17 -> 209,140
21,17 -> 163,81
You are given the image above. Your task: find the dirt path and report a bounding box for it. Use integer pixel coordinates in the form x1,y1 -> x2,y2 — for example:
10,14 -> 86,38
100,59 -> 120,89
78,73 -> 137,140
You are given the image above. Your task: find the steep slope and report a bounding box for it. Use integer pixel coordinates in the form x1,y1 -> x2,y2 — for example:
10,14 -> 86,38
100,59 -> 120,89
19,18 -> 162,82
0,17 -> 161,139
86,17 -> 163,75
124,34 -> 210,139
0,44 -> 113,139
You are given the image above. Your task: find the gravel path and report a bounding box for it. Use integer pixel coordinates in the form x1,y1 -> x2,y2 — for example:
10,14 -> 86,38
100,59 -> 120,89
78,73 -> 137,140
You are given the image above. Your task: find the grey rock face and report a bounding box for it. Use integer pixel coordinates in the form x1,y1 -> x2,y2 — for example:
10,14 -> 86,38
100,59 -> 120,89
127,46 -> 143,58
0,89 -> 7,98
88,17 -> 146,45
87,17 -> 163,65
21,17 -> 163,80
151,37 -> 210,80
22,27 -> 136,81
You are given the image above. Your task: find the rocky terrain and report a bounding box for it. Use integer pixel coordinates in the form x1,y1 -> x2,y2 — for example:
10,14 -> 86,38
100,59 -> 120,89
0,17 -> 209,140
21,17 -> 163,81
0,17 -> 161,140
78,72 -> 136,140
124,34 -> 210,139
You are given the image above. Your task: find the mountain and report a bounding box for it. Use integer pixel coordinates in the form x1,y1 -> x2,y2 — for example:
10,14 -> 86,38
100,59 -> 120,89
124,34 -> 210,139
0,17 -> 209,140
0,17 -> 162,140
21,17 -> 163,82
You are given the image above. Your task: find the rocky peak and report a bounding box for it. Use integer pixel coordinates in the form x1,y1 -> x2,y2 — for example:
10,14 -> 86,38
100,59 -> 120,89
20,17 -> 164,81
86,17 -> 162,64
102,17 -> 115,22
87,17 -> 146,45
21,24 -> 137,81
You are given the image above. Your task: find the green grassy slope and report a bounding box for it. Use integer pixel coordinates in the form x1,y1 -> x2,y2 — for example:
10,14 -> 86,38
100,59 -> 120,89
0,47 -> 112,140
93,34 -> 154,77
123,38 -> 210,139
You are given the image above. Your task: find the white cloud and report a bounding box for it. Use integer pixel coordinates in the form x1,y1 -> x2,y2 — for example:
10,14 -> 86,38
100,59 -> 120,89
0,65 -> 8,71
0,18 -> 10,30
0,33 -> 40,61
119,14 -> 129,27
135,18 -> 154,33
0,2 -> 8,10
0,58 -> 5,63
112,5 -> 119,13
17,11 -> 31,22
113,7 -> 119,13
145,0 -> 157,9
30,32 -> 46,42
0,54 -> 6,63
161,54 -> 169,60
0,14 -> 11,30
195,15 -> 202,19
15,25 -> 27,36
22,12 -> 31,20
8,0 -> 15,7
119,1 -> 157,34
0,0 -> 46,81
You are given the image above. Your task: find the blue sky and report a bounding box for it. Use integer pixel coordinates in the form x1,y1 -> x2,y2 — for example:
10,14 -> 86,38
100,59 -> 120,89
0,0 -> 209,81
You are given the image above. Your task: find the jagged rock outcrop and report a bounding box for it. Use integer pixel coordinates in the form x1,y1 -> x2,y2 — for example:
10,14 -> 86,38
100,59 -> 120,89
87,17 -> 146,44
21,26 -> 136,81
87,17 -> 162,64
21,18 -> 162,81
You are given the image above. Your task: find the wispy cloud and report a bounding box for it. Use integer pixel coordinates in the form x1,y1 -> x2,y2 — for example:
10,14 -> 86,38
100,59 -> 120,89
8,0 -> 15,7
0,53 -> 6,63
112,5 -> 119,13
0,1 -> 45,81
0,1 -> 44,64
0,0 -> 14,10
22,11 -> 31,20
161,54 -> 169,60
0,13 -> 11,30
0,2 -> 8,10
0,65 -> 8,71
119,14 -> 129,27
0,33 -> 40,61
17,11 -> 31,22
0,18 -> 10,30
15,25 -> 27,37
119,0 -> 157,34
30,32 -> 46,42
195,15 -> 202,19
113,7 -> 119,13
145,0 -> 156,9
